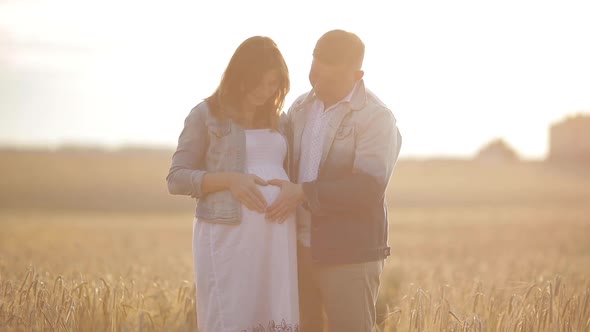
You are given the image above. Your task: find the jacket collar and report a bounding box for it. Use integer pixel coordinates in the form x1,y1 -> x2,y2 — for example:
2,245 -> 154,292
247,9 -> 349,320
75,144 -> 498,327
295,79 -> 368,113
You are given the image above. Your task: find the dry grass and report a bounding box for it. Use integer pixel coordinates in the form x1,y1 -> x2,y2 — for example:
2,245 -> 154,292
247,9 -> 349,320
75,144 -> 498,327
0,212 -> 197,332
0,151 -> 589,331
376,206 -> 590,331
1,207 -> 589,331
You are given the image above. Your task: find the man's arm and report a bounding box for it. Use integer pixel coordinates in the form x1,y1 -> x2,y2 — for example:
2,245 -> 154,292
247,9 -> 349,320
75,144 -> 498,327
266,106 -> 401,222
302,106 -> 401,215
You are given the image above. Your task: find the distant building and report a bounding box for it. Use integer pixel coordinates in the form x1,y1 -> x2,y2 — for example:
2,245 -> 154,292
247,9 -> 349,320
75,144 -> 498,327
475,138 -> 519,163
548,113 -> 590,163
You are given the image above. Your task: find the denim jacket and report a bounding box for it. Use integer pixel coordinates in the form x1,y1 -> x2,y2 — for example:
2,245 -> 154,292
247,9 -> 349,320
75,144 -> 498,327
287,80 -> 402,264
166,101 -> 290,224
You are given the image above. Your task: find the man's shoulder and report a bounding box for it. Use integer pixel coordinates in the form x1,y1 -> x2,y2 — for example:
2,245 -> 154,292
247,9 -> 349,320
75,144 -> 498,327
288,91 -> 313,111
365,89 -> 388,109
361,89 -> 396,122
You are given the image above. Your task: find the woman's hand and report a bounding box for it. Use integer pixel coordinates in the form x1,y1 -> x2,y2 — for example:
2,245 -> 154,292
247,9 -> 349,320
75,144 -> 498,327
229,173 -> 268,213
266,179 -> 306,223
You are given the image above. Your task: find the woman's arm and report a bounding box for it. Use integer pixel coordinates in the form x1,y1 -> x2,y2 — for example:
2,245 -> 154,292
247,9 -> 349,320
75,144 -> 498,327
166,103 -> 209,198
166,102 -> 269,212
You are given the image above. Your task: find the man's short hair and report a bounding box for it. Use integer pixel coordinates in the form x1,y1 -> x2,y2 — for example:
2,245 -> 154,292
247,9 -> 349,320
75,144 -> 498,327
313,29 -> 365,68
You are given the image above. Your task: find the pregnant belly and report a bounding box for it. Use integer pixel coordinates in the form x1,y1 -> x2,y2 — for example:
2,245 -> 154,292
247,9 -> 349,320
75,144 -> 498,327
259,184 -> 282,207
248,166 -> 288,207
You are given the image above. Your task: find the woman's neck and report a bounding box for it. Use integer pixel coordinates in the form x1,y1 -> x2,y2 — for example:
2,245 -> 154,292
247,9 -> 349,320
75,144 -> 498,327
239,101 -> 259,129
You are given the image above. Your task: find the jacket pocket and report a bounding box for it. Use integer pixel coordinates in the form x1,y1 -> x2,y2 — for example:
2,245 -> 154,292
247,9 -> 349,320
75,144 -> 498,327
208,122 -> 231,138
335,125 -> 354,140
206,122 -> 232,159
329,125 -> 355,169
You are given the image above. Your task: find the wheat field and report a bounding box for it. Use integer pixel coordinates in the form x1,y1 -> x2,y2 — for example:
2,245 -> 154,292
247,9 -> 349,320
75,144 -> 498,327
1,207 -> 589,331
0,151 -> 589,331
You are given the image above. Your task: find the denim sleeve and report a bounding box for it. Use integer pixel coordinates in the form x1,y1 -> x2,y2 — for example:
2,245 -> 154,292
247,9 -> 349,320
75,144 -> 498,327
166,102 -> 209,198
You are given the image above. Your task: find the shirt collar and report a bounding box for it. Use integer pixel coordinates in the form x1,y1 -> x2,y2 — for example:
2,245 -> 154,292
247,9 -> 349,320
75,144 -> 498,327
298,79 -> 367,112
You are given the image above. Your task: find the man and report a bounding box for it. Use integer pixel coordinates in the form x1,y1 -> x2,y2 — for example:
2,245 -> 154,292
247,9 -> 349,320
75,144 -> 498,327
267,29 -> 402,332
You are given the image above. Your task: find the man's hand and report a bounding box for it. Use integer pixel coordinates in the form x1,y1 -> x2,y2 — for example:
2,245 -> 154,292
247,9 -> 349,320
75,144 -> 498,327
229,173 -> 268,213
266,179 -> 307,223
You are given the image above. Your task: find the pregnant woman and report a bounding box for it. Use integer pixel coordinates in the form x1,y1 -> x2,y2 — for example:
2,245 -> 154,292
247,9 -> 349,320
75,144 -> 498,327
166,36 -> 298,332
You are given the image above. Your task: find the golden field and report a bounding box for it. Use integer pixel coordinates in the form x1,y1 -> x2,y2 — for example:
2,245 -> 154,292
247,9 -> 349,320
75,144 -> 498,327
0,150 -> 589,331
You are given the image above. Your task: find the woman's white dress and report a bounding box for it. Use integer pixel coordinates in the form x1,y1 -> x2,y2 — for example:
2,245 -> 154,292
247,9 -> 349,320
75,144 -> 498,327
193,129 -> 299,332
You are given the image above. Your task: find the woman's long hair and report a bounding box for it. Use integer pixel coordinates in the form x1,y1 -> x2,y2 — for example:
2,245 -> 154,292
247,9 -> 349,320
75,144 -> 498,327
206,36 -> 290,130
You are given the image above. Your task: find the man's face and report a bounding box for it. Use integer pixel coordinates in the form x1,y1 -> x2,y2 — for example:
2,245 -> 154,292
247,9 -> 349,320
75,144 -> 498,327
309,58 -> 361,102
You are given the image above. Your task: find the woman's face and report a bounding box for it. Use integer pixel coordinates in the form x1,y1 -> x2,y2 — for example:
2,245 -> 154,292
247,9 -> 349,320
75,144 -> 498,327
245,69 -> 280,107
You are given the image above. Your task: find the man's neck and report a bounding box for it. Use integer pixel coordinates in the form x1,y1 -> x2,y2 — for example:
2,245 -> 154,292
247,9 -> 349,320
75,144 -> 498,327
321,100 -> 338,110
319,84 -> 356,110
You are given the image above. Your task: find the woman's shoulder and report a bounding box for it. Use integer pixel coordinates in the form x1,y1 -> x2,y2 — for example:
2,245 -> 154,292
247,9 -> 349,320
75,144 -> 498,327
190,100 -> 236,126
186,100 -> 228,126
188,100 -> 211,118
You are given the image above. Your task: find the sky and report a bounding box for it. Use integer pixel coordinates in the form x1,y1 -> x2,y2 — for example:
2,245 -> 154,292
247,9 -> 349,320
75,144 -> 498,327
1,0 -> 589,159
